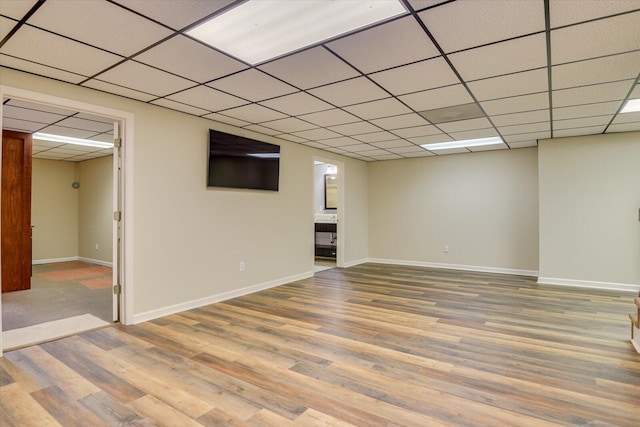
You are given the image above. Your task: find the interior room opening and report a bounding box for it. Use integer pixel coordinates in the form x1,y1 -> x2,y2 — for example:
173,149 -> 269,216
313,160 -> 338,273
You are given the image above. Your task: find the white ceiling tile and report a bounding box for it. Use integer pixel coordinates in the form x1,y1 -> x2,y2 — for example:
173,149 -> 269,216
2,105 -> 67,124
202,113 -> 250,128
408,134 -> 452,145
467,68 -> 548,101
292,128 -> 341,141
401,150 -> 436,157
151,98 -> 210,116
399,84 -> 473,111
550,0 -> 640,28
369,57 -> 459,95
222,104 -> 288,123
242,124 -> 281,136
498,121 -> 550,136
327,16 -> 439,73
606,122 -> 640,133
448,128 -> 499,140
33,139 -> 64,149
611,111 -> 640,124
2,117 -> 45,133
407,0 -> 451,12
56,117 -> 113,133
468,143 -> 509,152
371,140 -> 414,149
135,35 -> 248,83
259,47 -> 359,90
352,131 -> 397,143
308,77 -> 389,107
491,110 -> 550,127
321,137 -> 362,147
112,0 -> 236,30
552,51 -> 640,90
29,0 -> 172,57
0,54 -> 87,84
388,145 -> 425,154
0,0 -> 38,19
419,0 -> 545,52
370,154 -> 404,160
259,92 -> 332,116
303,141 -> 330,149
552,101 -> 622,120
98,61 -> 194,97
480,92 -> 550,115
298,109 -> 359,127
554,116 -> 611,130
371,113 -> 430,130
75,112 -> 114,124
340,143 -> 377,152
450,34 -> 548,81
0,16 -> 17,41
358,148 -> 392,157
552,80 -> 634,108
508,140 -> 538,148
88,134 -> 115,143
343,98 -> 412,120
327,121 -> 380,136
551,12 -> 640,64
0,25 -> 121,77
277,134 -> 308,143
81,79 -> 157,102
503,132 -> 550,143
438,117 -> 492,133
260,117 -> 317,133
553,126 -> 606,137
631,84 -> 640,98
207,69 -> 297,102
393,125 -> 441,138
167,86 -> 247,111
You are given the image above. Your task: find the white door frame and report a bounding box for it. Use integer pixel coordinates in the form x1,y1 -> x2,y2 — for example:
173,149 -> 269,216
0,85 -> 134,357
312,156 -> 345,269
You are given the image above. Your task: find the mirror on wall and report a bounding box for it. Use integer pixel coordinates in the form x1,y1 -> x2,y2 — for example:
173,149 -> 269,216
324,174 -> 337,210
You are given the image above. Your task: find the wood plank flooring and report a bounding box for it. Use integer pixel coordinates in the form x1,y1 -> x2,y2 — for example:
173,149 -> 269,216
1,264 -> 639,426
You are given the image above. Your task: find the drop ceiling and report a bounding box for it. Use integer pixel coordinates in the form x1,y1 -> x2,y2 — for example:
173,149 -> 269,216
1,0 -> 639,162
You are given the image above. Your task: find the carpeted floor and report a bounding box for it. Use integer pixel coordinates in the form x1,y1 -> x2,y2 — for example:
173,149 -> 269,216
2,261 -> 113,331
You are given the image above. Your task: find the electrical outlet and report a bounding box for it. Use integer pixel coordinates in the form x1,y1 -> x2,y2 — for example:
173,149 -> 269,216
239,261 -> 246,272
444,245 -> 449,253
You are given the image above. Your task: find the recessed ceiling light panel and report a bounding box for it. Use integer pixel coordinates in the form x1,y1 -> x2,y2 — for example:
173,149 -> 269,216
33,132 -> 114,149
187,0 -> 407,65
421,136 -> 503,151
620,98 -> 640,113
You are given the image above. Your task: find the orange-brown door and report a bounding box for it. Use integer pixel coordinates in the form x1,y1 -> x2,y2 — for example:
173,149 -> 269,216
2,130 -> 32,293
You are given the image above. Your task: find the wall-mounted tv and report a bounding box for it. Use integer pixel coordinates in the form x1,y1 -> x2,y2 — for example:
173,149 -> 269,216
207,129 -> 280,191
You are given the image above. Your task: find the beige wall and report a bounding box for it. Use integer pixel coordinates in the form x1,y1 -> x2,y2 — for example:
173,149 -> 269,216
368,148 -> 539,273
31,158 -> 78,261
0,68 -> 370,319
538,132 -> 640,287
78,156 -> 113,264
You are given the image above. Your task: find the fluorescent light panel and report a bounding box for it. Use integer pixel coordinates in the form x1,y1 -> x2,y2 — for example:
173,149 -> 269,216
187,0 -> 407,65
620,98 -> 640,113
33,132 -> 114,149
421,137 -> 504,151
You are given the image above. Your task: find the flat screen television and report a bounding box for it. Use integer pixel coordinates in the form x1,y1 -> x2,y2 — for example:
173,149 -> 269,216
207,129 -> 280,191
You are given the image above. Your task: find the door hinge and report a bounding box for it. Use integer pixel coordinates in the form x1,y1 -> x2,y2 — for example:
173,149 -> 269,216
113,284 -> 121,295
114,137 -> 122,148
114,211 -> 122,221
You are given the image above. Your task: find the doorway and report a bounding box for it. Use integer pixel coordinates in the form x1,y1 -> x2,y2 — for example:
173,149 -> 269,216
0,87 -> 131,354
313,158 -> 343,273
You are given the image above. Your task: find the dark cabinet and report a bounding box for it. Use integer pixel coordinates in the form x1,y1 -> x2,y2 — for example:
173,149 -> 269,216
315,222 -> 337,258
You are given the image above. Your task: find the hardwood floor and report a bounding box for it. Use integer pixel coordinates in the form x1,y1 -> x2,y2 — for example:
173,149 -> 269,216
1,264 -> 638,426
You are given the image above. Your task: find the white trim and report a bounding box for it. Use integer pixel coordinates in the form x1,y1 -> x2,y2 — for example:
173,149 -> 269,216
632,326 -> 640,354
32,257 -> 79,265
342,258 -> 368,268
367,258 -> 539,277
537,277 -> 640,292
132,271 -> 314,324
78,257 -> 113,268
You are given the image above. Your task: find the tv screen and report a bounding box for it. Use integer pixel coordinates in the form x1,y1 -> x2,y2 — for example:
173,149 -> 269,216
207,130 -> 280,191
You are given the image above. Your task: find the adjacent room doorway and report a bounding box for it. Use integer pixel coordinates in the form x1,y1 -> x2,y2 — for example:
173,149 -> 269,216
312,157 -> 344,274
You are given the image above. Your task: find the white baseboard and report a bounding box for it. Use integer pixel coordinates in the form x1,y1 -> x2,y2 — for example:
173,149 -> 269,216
342,258 -> 368,268
132,270 -> 314,324
78,257 -> 113,268
537,277 -> 640,293
367,258 -> 538,277
32,257 -> 78,265
632,325 -> 640,353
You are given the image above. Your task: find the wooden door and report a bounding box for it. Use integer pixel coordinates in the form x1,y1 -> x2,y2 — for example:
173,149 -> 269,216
1,130 -> 32,293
